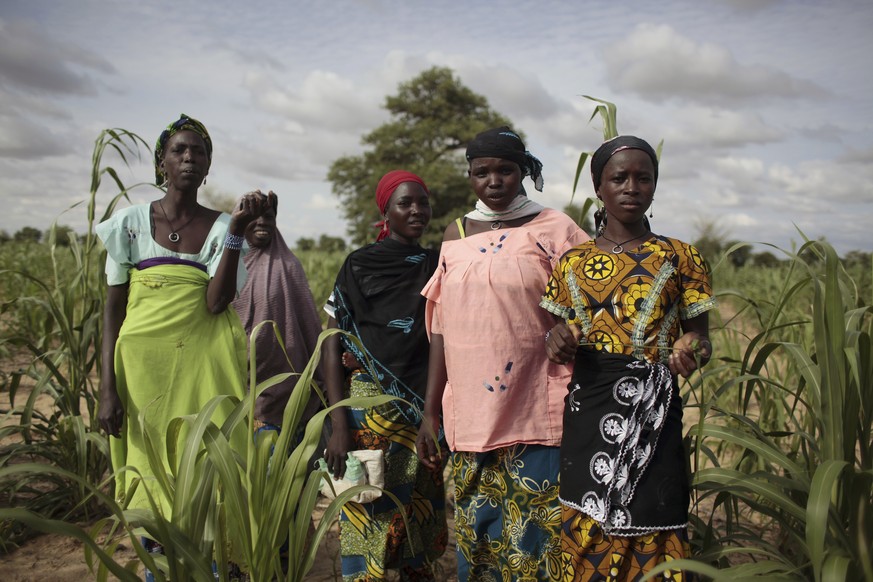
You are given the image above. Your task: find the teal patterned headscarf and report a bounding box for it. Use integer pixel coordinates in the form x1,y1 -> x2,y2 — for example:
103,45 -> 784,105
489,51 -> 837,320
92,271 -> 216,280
154,113 -> 213,185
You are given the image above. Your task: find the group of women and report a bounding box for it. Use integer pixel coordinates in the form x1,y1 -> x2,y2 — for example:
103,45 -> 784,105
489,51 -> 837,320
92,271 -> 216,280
98,114 -> 715,582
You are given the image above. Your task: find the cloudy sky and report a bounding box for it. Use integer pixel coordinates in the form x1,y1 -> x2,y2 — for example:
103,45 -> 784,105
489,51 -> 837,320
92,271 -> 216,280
1,0 -> 871,255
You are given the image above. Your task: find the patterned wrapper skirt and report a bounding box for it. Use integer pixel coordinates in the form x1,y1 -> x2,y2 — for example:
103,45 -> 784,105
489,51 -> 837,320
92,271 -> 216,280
561,508 -> 691,581
452,444 -> 563,581
339,375 -> 448,581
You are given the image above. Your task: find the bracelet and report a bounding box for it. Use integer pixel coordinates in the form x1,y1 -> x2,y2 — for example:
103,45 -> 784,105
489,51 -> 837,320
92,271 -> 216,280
224,232 -> 244,251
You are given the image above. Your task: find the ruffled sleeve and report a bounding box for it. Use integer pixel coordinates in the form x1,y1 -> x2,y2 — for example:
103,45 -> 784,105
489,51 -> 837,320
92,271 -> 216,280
95,207 -> 141,285
421,251 -> 444,337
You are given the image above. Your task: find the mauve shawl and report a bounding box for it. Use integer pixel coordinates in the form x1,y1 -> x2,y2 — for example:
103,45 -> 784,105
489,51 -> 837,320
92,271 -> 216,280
232,229 -> 322,426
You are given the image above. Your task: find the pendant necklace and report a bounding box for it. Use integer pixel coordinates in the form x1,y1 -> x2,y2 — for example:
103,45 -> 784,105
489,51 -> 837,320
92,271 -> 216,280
158,200 -> 198,243
599,231 -> 650,254
491,220 -> 502,230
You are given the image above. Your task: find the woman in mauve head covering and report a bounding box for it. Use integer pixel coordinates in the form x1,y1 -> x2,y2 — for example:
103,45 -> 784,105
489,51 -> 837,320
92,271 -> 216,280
415,127 -> 589,582
321,170 -> 448,581
231,194 -> 323,435
541,135 -> 715,581
96,114 -> 271,575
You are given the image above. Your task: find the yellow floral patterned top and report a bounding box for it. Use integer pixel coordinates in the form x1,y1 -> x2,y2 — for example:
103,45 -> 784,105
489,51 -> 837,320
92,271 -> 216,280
540,235 -> 716,364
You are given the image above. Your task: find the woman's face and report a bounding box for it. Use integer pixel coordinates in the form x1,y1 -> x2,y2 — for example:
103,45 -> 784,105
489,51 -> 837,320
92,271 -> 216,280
385,182 -> 431,245
468,157 -> 522,212
245,206 -> 277,248
596,149 -> 656,226
160,130 -> 210,189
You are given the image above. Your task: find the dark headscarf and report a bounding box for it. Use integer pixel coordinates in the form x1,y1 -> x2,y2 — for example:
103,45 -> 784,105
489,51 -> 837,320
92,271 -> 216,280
465,126 -> 545,191
154,114 -> 213,185
373,170 -> 429,242
590,135 -> 659,192
332,239 -> 438,426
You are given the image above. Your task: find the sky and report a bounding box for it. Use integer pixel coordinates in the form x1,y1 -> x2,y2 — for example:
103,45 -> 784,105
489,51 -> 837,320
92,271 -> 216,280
1,0 -> 872,255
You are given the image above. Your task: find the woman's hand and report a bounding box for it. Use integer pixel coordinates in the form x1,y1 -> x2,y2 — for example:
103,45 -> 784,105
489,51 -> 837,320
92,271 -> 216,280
416,413 -> 443,471
324,423 -> 353,480
229,190 -> 274,235
546,322 -> 582,364
98,384 -> 124,437
668,332 -> 712,378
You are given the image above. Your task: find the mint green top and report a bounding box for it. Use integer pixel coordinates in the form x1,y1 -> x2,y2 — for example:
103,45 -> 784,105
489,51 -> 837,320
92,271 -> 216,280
96,203 -> 247,290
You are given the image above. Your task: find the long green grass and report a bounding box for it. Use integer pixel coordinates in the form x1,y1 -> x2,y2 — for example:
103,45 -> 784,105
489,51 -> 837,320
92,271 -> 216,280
0,129 -> 150,547
668,241 -> 873,582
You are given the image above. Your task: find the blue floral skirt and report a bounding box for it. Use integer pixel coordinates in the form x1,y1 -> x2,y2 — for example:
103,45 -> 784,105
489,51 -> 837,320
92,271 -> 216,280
452,444 -> 563,581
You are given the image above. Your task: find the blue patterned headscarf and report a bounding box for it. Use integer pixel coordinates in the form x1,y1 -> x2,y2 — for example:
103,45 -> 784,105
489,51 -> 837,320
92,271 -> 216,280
154,113 -> 213,185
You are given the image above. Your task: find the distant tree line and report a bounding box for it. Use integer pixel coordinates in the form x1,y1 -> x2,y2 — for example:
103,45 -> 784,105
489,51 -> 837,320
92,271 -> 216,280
294,234 -> 347,253
0,225 -> 79,246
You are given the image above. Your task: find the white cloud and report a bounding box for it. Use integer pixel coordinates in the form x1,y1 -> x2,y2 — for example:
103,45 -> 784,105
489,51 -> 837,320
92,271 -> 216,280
663,107 -> 785,150
0,17 -> 116,96
0,113 -> 72,159
306,193 -> 340,211
603,23 -> 828,105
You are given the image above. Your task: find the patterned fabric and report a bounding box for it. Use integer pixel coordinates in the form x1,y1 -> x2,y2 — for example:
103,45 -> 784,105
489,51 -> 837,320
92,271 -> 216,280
540,235 -> 715,364
339,375 -> 448,581
539,234 -> 714,574
332,238 -> 438,425
561,509 -> 691,581
452,444 -> 563,582
559,351 -> 688,535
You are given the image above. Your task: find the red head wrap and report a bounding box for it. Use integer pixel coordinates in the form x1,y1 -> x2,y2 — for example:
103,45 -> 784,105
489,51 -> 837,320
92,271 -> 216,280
374,170 -> 429,241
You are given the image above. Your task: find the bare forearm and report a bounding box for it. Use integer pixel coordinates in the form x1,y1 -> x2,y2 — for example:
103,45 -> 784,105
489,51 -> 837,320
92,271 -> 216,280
322,318 -> 349,429
101,284 -> 128,392
206,244 -> 243,313
99,284 -> 128,436
423,333 -> 447,418
206,191 -> 271,313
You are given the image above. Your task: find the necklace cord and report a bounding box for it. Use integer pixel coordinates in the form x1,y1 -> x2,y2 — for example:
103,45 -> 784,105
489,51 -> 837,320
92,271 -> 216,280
158,200 -> 199,243
599,230 -> 651,253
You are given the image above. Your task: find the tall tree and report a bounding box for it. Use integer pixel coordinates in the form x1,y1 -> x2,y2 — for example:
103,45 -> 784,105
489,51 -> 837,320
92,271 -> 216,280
328,66 -> 514,247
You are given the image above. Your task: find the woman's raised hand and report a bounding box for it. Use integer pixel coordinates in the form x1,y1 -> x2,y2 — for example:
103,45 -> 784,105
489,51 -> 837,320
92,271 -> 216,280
230,190 -> 274,235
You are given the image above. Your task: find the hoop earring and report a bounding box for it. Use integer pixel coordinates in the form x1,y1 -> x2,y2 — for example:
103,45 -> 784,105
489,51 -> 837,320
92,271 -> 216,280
649,199 -> 654,218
